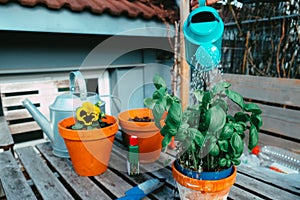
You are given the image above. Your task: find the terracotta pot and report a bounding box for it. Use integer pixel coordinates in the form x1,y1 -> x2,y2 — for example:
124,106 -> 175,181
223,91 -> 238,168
172,162 -> 236,200
58,116 -> 118,176
118,108 -> 163,163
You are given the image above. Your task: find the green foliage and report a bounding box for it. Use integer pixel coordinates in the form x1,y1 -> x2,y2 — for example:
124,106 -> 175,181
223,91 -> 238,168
145,74 -> 263,172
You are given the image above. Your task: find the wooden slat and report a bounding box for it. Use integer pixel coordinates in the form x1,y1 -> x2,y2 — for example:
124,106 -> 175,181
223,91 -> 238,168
257,132 -> 300,152
229,185 -> 264,200
0,79 -> 69,94
237,164 -> 300,195
15,147 -> 74,200
0,151 -> 37,200
235,172 -> 299,200
258,103 -> 300,140
222,74 -> 300,107
4,109 -> 37,121
95,168 -> 141,199
0,116 -> 14,149
36,142 -> 111,200
1,92 -> 59,107
9,121 -> 41,135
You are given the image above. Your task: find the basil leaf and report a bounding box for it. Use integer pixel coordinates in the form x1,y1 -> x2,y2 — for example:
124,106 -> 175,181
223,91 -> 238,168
208,105 -> 226,134
230,132 -> 244,158
209,144 -> 220,156
220,123 -> 234,139
219,158 -> 227,167
225,89 -> 244,109
244,103 -> 262,115
248,125 -> 259,150
153,74 -> 166,89
218,140 -> 229,152
144,98 -> 157,109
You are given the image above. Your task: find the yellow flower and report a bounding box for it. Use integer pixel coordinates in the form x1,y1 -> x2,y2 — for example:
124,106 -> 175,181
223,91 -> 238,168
76,102 -> 100,126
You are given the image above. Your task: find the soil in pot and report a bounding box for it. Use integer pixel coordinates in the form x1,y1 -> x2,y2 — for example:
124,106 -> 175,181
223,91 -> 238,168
58,116 -> 118,176
172,162 -> 236,200
118,108 -> 164,163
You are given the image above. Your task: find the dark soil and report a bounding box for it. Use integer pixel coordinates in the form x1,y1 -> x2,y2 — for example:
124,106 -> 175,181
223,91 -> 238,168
66,121 -> 112,130
129,116 -> 153,122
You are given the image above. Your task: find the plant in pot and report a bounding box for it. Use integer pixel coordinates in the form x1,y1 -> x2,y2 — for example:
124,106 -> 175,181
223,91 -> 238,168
144,75 -> 263,199
58,101 -> 118,176
118,108 -> 165,163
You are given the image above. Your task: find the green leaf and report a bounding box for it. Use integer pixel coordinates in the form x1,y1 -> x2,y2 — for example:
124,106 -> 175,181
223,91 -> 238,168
166,101 -> 182,129
250,114 -> 263,130
194,130 -> 205,147
232,158 -> 241,165
230,132 -> 244,158
233,122 -> 245,133
162,133 -> 172,148
225,89 -> 244,109
209,144 -> 220,156
211,81 -> 229,95
153,102 -> 165,129
193,90 -> 204,102
218,140 -> 229,152
219,158 -> 227,167
248,125 -> 259,150
144,98 -> 157,109
175,126 -> 187,141
234,112 -> 249,122
212,98 -> 228,113
220,123 -> 234,139
202,91 -> 212,104
244,103 -> 262,115
226,159 -> 232,168
207,105 -> 226,134
152,87 -> 167,99
72,122 -> 84,130
153,74 -> 166,89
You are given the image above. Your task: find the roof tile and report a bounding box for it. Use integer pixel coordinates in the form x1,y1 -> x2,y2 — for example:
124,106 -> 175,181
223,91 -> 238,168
0,0 -> 178,22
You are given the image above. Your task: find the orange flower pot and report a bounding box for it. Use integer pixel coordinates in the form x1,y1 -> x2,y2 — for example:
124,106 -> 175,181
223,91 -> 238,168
58,116 -> 118,176
172,163 -> 236,200
118,108 -> 164,163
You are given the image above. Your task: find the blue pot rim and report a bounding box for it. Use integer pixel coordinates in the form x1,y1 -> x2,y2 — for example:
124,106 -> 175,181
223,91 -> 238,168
174,160 -> 233,180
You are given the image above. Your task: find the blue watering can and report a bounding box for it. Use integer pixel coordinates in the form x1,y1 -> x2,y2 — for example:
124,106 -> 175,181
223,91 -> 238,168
183,0 -> 224,71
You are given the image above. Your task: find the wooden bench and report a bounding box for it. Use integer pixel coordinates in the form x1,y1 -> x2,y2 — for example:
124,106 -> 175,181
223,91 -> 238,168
0,79 -> 69,143
0,133 -> 299,200
0,116 -> 14,152
223,74 -> 300,152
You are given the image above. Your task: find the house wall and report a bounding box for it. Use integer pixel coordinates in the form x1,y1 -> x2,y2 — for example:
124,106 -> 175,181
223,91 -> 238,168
0,31 -> 174,119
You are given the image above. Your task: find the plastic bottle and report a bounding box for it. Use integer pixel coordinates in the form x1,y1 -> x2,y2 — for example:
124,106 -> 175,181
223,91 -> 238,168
127,135 -> 139,176
252,145 -> 300,174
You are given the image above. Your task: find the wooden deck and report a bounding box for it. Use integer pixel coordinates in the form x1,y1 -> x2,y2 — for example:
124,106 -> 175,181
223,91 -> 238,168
0,132 -> 299,200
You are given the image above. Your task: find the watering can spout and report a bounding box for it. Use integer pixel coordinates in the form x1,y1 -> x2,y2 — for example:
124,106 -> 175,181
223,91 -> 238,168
22,98 -> 54,143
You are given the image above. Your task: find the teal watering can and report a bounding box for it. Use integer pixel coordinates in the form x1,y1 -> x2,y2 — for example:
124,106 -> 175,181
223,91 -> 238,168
22,71 -> 105,158
183,0 -> 224,71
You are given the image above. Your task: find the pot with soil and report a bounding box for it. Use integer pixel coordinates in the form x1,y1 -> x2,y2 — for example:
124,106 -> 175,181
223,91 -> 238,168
58,101 -> 118,176
118,108 -> 164,163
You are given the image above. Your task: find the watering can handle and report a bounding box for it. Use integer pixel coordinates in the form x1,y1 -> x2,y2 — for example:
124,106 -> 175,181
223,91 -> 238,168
69,71 -> 87,100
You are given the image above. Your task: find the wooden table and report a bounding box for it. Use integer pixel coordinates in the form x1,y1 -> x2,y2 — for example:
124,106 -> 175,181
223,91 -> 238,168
0,132 -> 299,200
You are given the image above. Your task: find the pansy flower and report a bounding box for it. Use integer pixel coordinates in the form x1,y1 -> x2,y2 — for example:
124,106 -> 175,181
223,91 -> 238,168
76,102 -> 100,126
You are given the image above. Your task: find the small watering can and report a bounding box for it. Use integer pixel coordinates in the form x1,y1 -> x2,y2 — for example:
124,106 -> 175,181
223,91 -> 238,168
183,0 -> 224,71
22,71 -> 105,158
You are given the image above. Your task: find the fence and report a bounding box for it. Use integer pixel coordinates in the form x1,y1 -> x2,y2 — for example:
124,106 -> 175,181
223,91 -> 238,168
218,1 -> 299,78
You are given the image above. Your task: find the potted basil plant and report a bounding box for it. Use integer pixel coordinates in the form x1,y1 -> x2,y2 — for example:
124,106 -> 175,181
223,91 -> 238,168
144,75 -> 263,199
